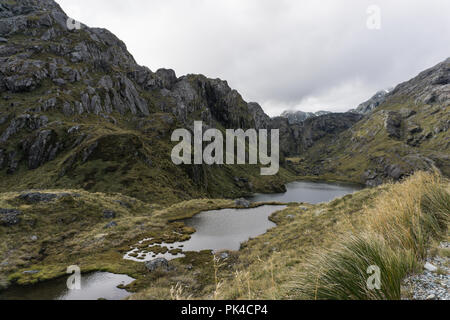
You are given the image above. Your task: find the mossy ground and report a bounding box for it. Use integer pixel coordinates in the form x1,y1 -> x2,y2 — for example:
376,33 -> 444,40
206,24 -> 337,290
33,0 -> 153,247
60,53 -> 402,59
0,189 -> 283,297
1,172 -> 447,299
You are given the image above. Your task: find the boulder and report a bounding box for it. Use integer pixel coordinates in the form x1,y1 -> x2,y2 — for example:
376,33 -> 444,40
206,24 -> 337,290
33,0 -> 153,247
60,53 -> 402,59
235,198 -> 250,208
424,262 -> 437,272
0,208 -> 22,226
18,192 -> 58,203
144,258 -> 170,272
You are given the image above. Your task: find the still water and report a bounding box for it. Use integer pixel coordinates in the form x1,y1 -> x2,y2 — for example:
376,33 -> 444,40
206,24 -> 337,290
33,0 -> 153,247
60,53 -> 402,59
1,181 -> 360,300
247,180 -> 362,204
0,272 -> 134,300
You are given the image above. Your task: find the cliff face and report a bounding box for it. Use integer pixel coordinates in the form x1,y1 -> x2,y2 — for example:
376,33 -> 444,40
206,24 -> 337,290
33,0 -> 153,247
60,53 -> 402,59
272,113 -> 363,157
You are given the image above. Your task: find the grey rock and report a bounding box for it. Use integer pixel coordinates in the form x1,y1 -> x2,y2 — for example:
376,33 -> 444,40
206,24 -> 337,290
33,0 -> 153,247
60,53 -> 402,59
0,37 -> 7,43
144,258 -> 170,272
0,114 -> 49,143
424,262 -> 438,272
155,68 -> 177,89
103,210 -> 116,219
53,78 -> 66,86
353,89 -> 392,114
0,208 -> 22,226
248,102 -> 271,129
235,198 -> 250,208
390,57 -> 450,105
24,129 -> 60,169
384,111 -> 402,139
219,252 -> 229,259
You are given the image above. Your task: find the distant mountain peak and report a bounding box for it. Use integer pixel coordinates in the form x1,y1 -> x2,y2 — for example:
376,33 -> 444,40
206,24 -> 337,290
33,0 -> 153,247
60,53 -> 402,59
279,110 -> 332,124
351,88 -> 393,114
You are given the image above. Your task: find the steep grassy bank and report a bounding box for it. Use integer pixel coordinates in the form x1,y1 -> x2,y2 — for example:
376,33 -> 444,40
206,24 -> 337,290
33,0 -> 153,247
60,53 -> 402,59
202,172 -> 449,300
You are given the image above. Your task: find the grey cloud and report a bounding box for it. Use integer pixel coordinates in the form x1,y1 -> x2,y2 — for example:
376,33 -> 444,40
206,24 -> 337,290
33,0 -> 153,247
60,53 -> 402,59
58,0 -> 450,116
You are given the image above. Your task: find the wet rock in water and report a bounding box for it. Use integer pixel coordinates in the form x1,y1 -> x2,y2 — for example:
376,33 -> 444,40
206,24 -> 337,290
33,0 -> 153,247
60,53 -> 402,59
144,258 -> 170,272
235,198 -> 250,208
103,210 -> 116,219
0,37 -> 8,43
0,208 -> 22,226
104,221 -> 117,229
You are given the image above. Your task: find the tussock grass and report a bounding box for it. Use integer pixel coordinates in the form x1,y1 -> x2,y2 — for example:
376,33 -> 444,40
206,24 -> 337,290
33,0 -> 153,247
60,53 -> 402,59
288,171 -> 449,300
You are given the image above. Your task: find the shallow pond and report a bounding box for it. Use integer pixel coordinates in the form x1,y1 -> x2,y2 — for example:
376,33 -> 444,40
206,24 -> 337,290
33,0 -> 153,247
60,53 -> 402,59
0,272 -> 134,300
124,205 -> 287,261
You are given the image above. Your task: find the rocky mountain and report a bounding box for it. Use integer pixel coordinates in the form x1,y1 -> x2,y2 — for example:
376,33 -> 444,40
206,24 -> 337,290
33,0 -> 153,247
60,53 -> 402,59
280,110 -> 332,124
0,0 -> 290,203
351,88 -> 392,114
273,112 -> 363,157
293,58 -> 450,185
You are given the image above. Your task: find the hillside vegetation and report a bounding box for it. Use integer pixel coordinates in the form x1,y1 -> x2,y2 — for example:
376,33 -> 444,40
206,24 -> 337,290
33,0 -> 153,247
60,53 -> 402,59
198,172 -> 448,300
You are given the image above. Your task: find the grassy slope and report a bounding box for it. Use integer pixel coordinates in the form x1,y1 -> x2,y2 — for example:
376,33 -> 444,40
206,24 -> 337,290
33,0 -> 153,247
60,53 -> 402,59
291,99 -> 449,184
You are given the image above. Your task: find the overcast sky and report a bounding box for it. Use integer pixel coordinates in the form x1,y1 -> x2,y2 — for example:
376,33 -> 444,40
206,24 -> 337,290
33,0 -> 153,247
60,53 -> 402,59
57,0 -> 450,116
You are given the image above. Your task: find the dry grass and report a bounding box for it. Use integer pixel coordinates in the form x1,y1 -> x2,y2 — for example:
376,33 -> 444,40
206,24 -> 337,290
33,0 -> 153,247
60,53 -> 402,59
288,171 -> 449,300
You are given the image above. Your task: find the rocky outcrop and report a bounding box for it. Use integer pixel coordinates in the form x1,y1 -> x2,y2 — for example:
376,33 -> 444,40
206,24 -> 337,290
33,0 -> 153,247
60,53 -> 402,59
384,111 -> 402,139
18,192 -> 75,203
0,114 -> 48,143
390,58 -> 450,105
274,113 -> 363,156
248,102 -> 271,129
352,89 -> 392,114
301,113 -> 364,148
